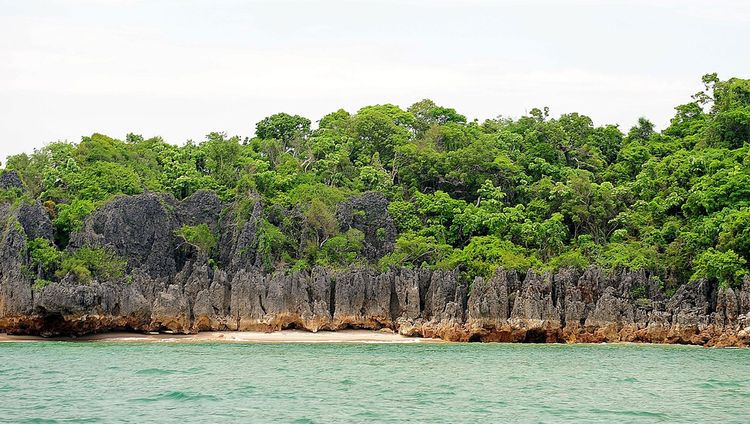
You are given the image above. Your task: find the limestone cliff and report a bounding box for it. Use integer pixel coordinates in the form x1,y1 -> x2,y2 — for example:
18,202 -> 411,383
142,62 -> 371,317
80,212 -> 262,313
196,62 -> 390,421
1,191 -> 749,346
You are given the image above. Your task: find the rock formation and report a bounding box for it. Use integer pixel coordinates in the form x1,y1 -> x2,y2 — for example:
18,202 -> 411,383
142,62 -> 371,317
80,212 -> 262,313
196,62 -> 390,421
1,191 -> 749,346
0,170 -> 25,191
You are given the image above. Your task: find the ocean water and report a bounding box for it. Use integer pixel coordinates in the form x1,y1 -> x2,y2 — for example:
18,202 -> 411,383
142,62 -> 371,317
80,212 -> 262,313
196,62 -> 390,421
0,341 -> 748,423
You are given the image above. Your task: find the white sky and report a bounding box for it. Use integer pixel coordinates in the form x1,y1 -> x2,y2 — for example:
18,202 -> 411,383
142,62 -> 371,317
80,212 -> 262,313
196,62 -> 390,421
2,0 -> 749,162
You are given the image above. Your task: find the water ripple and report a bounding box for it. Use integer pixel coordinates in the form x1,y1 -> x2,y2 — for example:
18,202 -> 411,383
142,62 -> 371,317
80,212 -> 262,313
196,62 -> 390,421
0,342 -> 748,423
129,391 -> 220,403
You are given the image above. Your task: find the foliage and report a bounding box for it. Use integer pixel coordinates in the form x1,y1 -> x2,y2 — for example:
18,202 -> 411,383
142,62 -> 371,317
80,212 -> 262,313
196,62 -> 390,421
256,220 -> 289,272
379,233 -> 454,270
53,199 -> 97,246
0,188 -> 26,204
597,241 -> 659,272
388,201 -> 422,233
317,228 -> 365,268
630,285 -> 647,300
32,278 -> 52,291
4,75 -> 750,287
548,249 -> 590,270
255,113 -> 311,146
176,224 -> 217,254
439,236 -> 541,280
690,248 -> 747,288
56,246 -> 127,284
27,238 -> 62,278
70,161 -> 142,201
26,236 -> 126,285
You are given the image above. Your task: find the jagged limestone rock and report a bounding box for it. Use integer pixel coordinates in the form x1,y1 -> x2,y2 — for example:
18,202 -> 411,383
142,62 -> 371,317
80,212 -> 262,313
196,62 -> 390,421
336,192 -> 396,262
0,171 -> 24,191
2,192 -> 750,346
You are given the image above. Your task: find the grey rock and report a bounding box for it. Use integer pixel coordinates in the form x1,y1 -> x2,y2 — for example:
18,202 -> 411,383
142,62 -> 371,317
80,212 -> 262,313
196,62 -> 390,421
0,190 -> 746,346
468,268 -> 511,326
151,284 -> 190,331
223,197 -> 264,272
510,271 -> 559,324
229,268 -> 268,326
74,193 -> 178,278
336,192 -> 396,262
177,190 -> 223,231
423,269 -> 465,322
18,202 -> 53,241
585,286 -> 635,326
392,268 -> 422,320
0,171 -> 24,191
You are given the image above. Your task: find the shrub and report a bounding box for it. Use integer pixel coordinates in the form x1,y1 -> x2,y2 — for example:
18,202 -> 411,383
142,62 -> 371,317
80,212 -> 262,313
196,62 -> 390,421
630,285 -> 647,300
0,188 -> 25,204
388,201 -> 421,233
27,238 -> 61,276
317,228 -> 365,268
56,246 -> 127,284
549,249 -> 590,270
70,161 -> 143,201
439,236 -> 540,280
176,224 -> 217,254
597,241 -> 659,272
54,199 -> 97,246
32,278 -> 52,291
256,220 -> 289,271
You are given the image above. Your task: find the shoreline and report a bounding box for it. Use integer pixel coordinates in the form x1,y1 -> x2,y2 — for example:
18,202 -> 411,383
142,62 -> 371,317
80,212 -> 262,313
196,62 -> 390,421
0,330 -> 729,347
0,329 -> 444,344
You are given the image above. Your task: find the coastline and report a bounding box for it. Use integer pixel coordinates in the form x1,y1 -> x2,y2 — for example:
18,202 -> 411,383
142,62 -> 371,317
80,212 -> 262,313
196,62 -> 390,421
0,329 -> 444,344
0,330 -> 729,347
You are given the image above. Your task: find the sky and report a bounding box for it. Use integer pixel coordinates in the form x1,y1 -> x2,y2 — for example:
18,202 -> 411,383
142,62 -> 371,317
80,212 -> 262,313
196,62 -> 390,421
1,0 -> 749,161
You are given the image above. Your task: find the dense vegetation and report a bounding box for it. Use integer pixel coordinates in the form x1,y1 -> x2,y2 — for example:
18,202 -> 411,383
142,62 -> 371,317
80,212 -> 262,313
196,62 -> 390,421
3,74 -> 750,290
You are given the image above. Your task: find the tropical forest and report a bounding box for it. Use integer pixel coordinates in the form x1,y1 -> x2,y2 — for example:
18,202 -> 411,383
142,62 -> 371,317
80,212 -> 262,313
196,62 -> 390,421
3,73 -> 750,293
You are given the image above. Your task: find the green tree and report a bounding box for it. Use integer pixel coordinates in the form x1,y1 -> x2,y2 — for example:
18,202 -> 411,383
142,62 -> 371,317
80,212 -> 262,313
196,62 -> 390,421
352,105 -> 415,167
691,248 -> 747,288
4,74 -> 750,290
255,113 -> 311,152
71,162 -> 142,202
440,236 -> 540,280
379,233 -> 453,269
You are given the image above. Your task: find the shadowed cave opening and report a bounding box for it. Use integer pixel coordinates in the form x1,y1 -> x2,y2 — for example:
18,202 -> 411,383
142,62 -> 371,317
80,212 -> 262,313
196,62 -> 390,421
523,329 -> 548,343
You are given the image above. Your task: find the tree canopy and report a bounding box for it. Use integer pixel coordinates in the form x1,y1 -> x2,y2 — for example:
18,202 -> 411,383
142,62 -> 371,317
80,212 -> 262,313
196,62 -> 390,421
4,74 -> 750,289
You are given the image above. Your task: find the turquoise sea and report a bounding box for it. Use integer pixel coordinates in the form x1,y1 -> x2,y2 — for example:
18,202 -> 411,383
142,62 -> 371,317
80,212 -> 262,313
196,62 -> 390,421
0,341 -> 748,423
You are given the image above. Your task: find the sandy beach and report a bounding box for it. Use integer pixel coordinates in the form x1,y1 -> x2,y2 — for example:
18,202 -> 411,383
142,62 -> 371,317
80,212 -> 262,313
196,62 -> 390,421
0,329 -> 443,344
